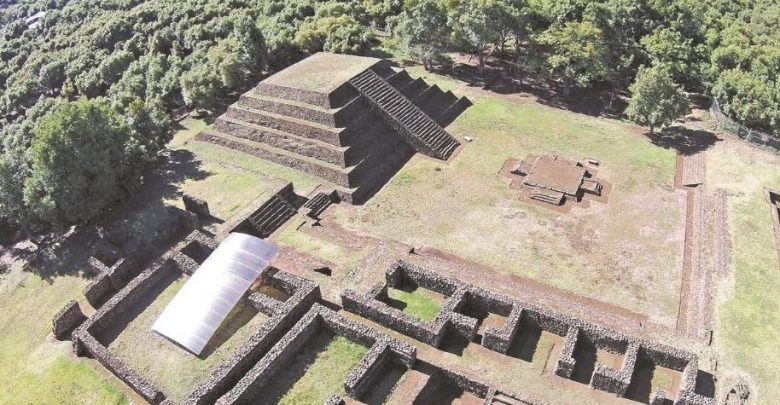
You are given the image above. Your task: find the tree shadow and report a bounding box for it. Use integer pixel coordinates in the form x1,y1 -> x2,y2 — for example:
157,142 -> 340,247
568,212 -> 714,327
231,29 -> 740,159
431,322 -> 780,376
25,148 -> 211,282
646,126 -> 721,156
198,299 -> 259,359
428,56 -> 627,118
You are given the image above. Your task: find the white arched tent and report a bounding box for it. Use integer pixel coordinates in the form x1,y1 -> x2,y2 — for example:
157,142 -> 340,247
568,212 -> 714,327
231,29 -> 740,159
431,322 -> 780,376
152,233 -> 278,355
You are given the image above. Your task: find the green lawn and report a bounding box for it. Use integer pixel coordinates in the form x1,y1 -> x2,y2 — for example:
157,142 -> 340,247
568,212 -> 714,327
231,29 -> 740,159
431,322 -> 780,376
388,287 -> 444,322
263,334 -> 368,404
707,140 -> 780,401
0,265 -> 127,404
330,95 -> 683,320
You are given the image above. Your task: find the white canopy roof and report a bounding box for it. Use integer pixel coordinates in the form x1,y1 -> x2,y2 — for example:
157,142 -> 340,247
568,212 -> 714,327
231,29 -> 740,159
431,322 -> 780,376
152,233 -> 278,355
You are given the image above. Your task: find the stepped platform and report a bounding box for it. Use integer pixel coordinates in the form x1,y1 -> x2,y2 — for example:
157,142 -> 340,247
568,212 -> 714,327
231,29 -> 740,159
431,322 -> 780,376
195,52 -> 471,204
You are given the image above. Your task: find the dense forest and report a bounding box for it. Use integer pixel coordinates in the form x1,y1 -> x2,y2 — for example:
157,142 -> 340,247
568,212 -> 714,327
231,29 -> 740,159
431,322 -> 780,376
0,0 -> 778,232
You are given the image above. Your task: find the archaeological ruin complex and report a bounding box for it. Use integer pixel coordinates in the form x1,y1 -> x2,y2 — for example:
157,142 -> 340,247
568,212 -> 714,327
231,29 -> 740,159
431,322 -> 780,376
49,53 -> 725,405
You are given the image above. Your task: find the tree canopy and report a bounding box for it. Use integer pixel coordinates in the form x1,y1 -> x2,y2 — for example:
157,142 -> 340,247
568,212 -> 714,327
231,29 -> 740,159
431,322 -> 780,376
625,65 -> 688,134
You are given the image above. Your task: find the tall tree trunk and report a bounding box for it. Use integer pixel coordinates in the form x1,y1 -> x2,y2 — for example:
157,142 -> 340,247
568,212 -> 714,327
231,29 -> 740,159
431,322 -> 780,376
478,45 -> 485,75
563,77 -> 572,98
608,82 -> 618,110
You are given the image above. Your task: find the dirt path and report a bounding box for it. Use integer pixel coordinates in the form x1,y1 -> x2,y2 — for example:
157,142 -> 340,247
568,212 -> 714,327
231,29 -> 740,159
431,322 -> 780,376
674,146 -> 722,343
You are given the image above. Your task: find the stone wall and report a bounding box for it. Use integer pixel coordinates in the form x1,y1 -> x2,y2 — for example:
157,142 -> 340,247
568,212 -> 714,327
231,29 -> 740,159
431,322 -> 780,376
52,300 -> 86,340
217,183 -> 297,240
73,330 -> 166,404
216,304 -> 415,404
342,260 -> 715,405
83,271 -> 114,307
184,269 -> 320,405
342,260 -> 479,347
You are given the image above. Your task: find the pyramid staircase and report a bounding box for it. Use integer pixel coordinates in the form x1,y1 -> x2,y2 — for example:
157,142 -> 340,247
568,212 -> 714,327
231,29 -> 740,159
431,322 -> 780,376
302,191 -> 335,219
246,193 -> 298,238
349,69 -> 461,160
195,58 -> 471,203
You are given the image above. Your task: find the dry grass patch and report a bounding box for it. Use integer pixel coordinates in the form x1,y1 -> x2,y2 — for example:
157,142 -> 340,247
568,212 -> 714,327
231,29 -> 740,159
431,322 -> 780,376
330,96 -> 683,321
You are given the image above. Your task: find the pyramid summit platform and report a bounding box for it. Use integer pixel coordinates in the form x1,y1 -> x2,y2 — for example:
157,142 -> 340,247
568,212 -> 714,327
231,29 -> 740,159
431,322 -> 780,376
195,52 -> 472,203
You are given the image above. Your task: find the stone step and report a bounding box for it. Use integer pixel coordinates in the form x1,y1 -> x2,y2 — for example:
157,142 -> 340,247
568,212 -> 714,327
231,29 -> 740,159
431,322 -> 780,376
239,91 -> 336,126
214,116 -> 349,167
226,105 -> 346,145
386,70 -> 413,89
255,82 -> 331,108
303,192 -> 333,218
195,129 -> 357,188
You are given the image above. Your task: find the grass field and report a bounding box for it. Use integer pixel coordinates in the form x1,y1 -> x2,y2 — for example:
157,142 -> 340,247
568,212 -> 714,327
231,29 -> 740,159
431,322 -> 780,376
0,265 -> 127,404
388,287 -> 444,322
330,95 -> 684,322
707,139 -> 780,401
261,334 -> 368,404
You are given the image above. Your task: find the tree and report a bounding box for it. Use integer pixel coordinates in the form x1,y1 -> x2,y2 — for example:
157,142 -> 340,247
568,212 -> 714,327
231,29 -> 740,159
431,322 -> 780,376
295,5 -> 373,55
23,99 -> 132,225
712,68 -> 779,133
123,98 -> 172,164
397,0 -> 451,71
0,146 -> 31,235
639,28 -> 698,86
180,62 -> 223,113
586,0 -> 642,109
448,0 -> 504,74
625,65 -> 688,134
538,21 -> 609,97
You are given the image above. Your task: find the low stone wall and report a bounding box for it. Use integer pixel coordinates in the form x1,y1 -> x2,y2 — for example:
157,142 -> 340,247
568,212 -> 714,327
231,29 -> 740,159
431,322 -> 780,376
591,342 -> 638,396
52,300 -> 86,340
73,330 -> 165,404
216,304 -> 415,404
555,326 -> 579,379
77,255 -> 179,344
342,260 -> 480,347
482,306 -> 522,354
83,271 -> 114,307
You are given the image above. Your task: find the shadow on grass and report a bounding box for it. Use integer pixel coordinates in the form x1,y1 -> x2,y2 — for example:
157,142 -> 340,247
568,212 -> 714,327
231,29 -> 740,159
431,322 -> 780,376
199,299 -> 259,359
96,269 -> 180,346
507,322 -> 542,363
256,332 -> 335,403
625,357 -> 656,404
412,360 -> 472,404
646,126 -> 721,156
428,56 -> 628,118
361,360 -> 407,405
26,148 -> 211,282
